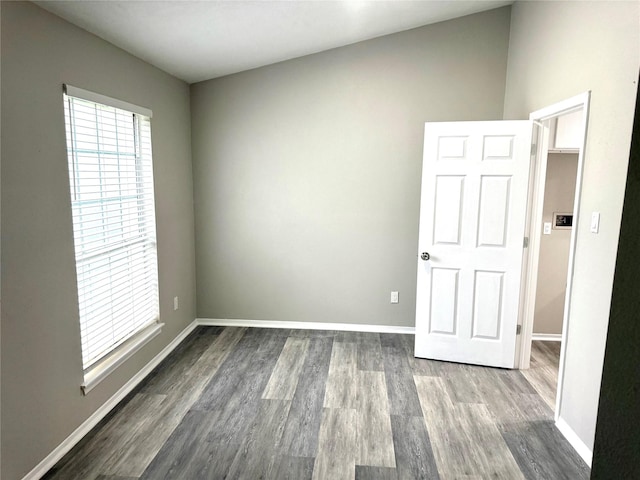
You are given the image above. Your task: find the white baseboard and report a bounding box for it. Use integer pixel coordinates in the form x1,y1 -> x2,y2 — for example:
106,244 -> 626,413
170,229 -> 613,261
556,417 -> 593,467
196,318 -> 415,335
22,319 -> 199,480
531,333 -> 563,342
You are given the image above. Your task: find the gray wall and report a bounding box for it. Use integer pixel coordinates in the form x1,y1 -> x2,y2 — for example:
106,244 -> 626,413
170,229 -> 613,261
504,0 -> 640,457
191,7 -> 512,326
1,3 -> 196,479
591,74 -> 640,479
533,153 -> 578,335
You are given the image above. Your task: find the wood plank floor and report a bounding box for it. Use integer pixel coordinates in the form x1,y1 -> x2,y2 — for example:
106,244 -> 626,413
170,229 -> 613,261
521,341 -> 561,410
43,328 -> 588,480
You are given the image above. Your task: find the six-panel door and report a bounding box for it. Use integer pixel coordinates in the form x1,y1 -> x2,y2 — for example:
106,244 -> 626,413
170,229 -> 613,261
415,121 -> 533,368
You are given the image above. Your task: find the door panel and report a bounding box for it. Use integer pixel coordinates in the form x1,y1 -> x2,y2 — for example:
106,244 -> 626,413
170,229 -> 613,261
433,176 -> 464,245
471,270 -> 504,339
415,121 -> 533,368
477,175 -> 511,247
429,268 -> 459,335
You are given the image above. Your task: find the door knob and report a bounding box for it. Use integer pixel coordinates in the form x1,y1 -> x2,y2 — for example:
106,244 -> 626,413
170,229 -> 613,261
421,252 -> 430,261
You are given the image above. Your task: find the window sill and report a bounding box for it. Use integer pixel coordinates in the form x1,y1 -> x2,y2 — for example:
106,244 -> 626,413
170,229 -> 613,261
81,322 -> 164,395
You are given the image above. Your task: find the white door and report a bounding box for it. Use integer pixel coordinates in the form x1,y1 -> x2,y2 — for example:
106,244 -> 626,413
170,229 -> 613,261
415,121 -> 533,368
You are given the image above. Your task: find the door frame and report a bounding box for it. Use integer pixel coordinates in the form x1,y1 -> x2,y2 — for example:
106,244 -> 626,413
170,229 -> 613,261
517,92 -> 591,422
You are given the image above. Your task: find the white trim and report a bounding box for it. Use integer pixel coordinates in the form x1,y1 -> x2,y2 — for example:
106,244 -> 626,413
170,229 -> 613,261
529,92 -> 589,121
516,120 -> 551,369
554,94 -> 590,423
196,318 -> 415,335
82,322 -> 164,395
556,417 -> 593,467
22,320 -> 198,480
531,333 -> 562,342
63,84 -> 153,118
519,93 -> 590,428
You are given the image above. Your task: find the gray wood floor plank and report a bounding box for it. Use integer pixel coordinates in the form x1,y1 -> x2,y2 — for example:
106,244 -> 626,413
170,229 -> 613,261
502,420 -> 590,480
486,391 -> 553,434
187,326 -> 247,379
454,362 -> 554,433
95,476 -> 139,480
496,368 -> 538,395
243,326 -> 292,341
183,442 -> 238,480
390,415 -> 440,480
335,331 -> 364,343
413,375 -> 465,478
226,399 -> 292,479
262,337 -> 310,400
139,409 -> 226,479
194,327 -> 281,410
440,364 -> 551,433
521,364 -> 557,410
382,346 -> 423,416
534,341 -> 561,367
414,375 -> 524,480
357,340 -> 384,372
106,327 -> 248,477
441,365 -> 485,404
46,393 -> 166,480
45,330 -> 590,480
356,371 -> 396,468
106,384 -> 208,476
355,466 -> 398,480
409,356 -> 441,376
336,331 -> 381,344
398,333 -> 438,376
142,409 -> 244,479
278,336 -> 333,457
290,329 -> 338,338
324,341 -> 358,408
520,341 -> 561,410
312,408 -> 357,480
380,333 -> 406,349
203,333 -> 288,445
333,331 -> 385,372
191,338 -> 257,411
140,326 -> 222,395
47,329 -> 243,479
103,396 -> 184,477
269,456 -> 315,480
456,403 -> 525,479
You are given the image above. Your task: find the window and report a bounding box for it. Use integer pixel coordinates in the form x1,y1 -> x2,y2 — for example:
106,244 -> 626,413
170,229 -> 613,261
63,85 -> 161,393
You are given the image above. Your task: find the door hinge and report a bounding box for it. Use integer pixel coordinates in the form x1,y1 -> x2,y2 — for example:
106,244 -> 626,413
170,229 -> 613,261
531,143 -> 537,156
523,237 -> 529,248
516,325 -> 522,335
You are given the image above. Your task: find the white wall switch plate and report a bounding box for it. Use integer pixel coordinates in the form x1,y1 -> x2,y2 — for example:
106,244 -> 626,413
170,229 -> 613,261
173,296 -> 179,311
591,212 -> 600,233
390,291 -> 399,304
543,222 -> 552,235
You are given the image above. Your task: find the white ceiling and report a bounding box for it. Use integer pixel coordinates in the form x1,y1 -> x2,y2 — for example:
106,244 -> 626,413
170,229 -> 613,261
36,0 -> 512,84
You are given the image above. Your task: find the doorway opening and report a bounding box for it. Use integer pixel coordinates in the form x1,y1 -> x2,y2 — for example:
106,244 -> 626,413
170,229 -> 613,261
517,93 -> 591,425
522,112 -> 581,409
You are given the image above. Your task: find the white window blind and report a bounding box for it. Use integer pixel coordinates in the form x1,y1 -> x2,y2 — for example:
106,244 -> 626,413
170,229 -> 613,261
63,87 -> 160,373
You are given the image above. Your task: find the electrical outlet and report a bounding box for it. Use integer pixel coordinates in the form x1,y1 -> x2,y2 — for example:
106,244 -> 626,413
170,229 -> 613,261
391,291 -> 399,304
173,296 -> 179,311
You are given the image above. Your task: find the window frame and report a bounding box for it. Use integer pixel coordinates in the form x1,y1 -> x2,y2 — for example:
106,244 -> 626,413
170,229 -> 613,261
63,84 -> 163,394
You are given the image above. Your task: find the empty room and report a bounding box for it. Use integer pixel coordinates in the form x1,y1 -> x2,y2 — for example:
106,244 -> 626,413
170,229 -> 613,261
2,1 -> 639,479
